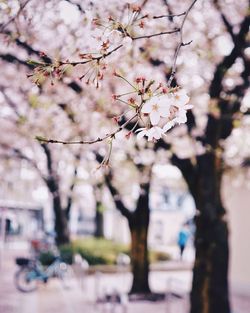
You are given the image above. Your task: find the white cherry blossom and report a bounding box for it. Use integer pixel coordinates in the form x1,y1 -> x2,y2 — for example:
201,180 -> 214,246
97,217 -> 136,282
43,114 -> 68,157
170,89 -> 190,107
141,97 -> 171,125
163,120 -> 176,132
104,30 -> 133,47
173,106 -> 190,124
106,30 -> 121,45
136,126 -> 164,141
170,89 -> 193,125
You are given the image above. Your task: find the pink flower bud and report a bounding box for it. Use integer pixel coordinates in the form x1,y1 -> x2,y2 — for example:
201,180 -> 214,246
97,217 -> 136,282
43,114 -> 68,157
125,131 -> 132,139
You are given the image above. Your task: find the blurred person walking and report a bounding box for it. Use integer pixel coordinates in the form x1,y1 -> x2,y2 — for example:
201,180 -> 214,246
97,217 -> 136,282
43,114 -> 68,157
177,226 -> 189,260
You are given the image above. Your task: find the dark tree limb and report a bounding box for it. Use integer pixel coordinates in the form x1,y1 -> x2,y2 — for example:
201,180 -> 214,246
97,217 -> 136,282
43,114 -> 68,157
209,14 -> 250,99
104,171 -> 133,220
0,143 -> 47,183
65,153 -> 81,219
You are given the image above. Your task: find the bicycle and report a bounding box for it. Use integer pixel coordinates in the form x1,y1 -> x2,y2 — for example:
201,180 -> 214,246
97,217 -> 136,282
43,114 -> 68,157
14,255 -> 71,292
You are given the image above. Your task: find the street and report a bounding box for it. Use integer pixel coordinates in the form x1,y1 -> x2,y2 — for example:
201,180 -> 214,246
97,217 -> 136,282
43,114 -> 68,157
0,245 -> 249,313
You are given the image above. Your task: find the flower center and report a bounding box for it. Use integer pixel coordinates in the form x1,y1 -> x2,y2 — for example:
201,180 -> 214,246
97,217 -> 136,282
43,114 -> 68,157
152,103 -> 159,111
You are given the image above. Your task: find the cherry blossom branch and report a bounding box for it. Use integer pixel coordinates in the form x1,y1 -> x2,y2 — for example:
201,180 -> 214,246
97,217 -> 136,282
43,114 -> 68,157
167,0 -> 198,87
0,0 -> 31,32
59,44 -> 123,67
131,28 -> 180,40
152,12 -> 186,19
36,112 -> 138,145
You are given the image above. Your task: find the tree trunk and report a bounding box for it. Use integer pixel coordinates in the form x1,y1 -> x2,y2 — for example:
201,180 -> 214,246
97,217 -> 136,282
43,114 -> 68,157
94,202 -> 104,238
191,214 -> 230,313
129,179 -> 151,294
104,166 -> 152,294
41,143 -> 70,246
53,195 -> 70,245
190,153 -> 230,313
129,221 -> 150,294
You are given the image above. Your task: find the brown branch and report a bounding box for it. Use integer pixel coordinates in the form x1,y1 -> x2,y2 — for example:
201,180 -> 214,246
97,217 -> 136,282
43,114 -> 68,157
167,0 -> 198,87
153,12 -> 186,19
104,171 -> 132,221
213,0 -> 235,40
209,14 -> 250,99
0,51 -> 83,94
0,86 -> 22,117
64,0 -> 85,14
131,28 -> 180,40
0,0 -> 31,32
0,143 -> 47,183
37,112 -> 138,145
65,153 -> 81,219
60,44 -> 123,66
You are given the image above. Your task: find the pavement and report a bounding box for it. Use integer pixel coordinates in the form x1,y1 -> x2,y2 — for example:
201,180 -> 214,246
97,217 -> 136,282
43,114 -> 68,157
0,243 -> 250,313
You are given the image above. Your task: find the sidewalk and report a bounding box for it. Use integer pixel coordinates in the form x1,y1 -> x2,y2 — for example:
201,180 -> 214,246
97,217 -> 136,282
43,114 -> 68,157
0,246 -> 249,313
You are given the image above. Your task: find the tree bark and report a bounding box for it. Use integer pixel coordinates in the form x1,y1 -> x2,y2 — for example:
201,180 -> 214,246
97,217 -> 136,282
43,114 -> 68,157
191,215 -> 230,313
129,219 -> 150,294
129,179 -> 151,294
94,202 -> 104,238
104,165 -> 152,294
41,144 -> 70,246
53,194 -> 70,245
190,153 -> 230,313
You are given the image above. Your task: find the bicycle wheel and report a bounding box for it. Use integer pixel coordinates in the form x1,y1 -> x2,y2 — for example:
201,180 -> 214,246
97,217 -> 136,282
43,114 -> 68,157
14,267 -> 38,292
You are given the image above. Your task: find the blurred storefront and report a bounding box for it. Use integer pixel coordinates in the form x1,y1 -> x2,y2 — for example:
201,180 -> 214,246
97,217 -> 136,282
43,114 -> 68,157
0,201 -> 43,243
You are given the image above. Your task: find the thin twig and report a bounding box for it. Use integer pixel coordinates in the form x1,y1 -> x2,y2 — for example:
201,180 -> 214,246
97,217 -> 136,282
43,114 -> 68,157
131,28 -> 180,40
0,0 -> 31,32
60,44 -> 123,67
167,0 -> 198,87
153,12 -> 186,19
36,113 -> 138,145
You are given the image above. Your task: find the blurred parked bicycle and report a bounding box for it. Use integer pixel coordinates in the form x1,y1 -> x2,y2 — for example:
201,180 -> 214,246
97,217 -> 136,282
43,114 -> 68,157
14,232 -> 72,292
14,254 -> 71,292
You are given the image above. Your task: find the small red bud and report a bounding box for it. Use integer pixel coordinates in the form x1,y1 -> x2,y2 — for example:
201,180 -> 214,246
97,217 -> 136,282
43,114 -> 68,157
139,21 -> 145,29
113,116 -> 120,123
39,51 -> 46,57
125,131 -> 132,139
112,94 -> 118,101
113,70 -> 119,77
128,97 -> 135,104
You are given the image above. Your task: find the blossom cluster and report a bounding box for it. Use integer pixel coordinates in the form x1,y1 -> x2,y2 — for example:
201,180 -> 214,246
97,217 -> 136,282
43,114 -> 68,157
112,75 -> 193,142
137,88 -> 193,141
92,3 -> 143,47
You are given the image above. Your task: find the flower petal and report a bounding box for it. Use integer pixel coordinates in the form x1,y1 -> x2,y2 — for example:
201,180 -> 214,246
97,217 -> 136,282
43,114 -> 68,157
153,127 -> 163,139
180,94 -> 190,105
159,104 -> 170,117
141,100 -> 154,113
147,126 -> 163,141
150,110 -> 160,125
163,120 -> 175,132
184,104 -> 193,110
175,112 -> 187,124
